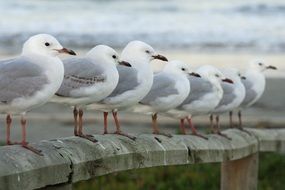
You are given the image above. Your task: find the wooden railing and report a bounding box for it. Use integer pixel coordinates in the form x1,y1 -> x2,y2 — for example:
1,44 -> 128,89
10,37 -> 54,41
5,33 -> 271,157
0,128 -> 284,190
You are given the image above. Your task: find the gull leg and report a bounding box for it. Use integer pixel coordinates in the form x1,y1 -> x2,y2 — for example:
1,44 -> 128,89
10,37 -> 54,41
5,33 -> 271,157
78,109 -> 98,143
238,110 -> 243,128
112,111 -> 136,140
73,107 -> 79,136
215,115 -> 231,140
103,112 -> 109,134
229,111 -> 233,128
20,115 -> 43,156
151,113 -> 159,134
179,118 -> 186,135
6,114 -> 13,145
210,114 -> 215,133
151,113 -> 172,137
237,110 -> 251,135
186,116 -> 208,140
78,109 -> 83,134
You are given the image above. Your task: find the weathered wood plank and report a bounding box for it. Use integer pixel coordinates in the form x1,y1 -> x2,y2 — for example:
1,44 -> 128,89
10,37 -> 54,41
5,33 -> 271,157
0,141 -> 72,190
248,128 -> 285,153
221,153 -> 259,190
0,128 -> 283,190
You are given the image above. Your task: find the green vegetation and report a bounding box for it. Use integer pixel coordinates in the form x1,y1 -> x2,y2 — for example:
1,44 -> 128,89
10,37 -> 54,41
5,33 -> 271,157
258,153 -> 285,190
74,153 -> 285,190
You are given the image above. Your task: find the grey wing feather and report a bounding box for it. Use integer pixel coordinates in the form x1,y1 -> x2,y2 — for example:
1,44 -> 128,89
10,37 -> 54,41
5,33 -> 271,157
140,73 -> 178,104
56,57 -> 106,97
181,76 -> 213,105
241,79 -> 257,106
216,83 -> 236,107
0,57 -> 48,103
107,65 -> 139,97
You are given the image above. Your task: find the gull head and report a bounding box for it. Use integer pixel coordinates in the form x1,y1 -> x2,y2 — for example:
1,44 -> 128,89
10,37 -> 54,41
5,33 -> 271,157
197,65 -> 234,84
22,34 -> 76,57
249,60 -> 277,72
87,45 -> 131,67
237,71 -> 246,80
220,68 -> 246,83
121,40 -> 168,64
163,60 -> 200,77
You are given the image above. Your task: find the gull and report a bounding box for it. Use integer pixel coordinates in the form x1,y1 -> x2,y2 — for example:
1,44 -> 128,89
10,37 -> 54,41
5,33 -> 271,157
210,68 -> 246,139
87,41 -> 168,139
0,34 -> 75,155
51,45 -> 130,142
238,60 -> 277,129
165,65 -> 233,139
132,60 -> 200,136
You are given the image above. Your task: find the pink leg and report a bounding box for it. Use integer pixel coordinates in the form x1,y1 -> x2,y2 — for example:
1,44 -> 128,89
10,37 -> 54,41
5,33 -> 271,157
78,109 -> 83,135
179,118 -> 187,135
186,117 -> 208,140
210,114 -> 215,133
103,112 -> 108,134
151,113 -> 172,137
21,116 -> 26,145
77,109 -> 97,143
73,107 -> 78,136
215,115 -> 231,140
238,110 -> 242,128
112,111 -> 121,133
20,115 -> 43,156
229,111 -> 233,128
6,114 -> 12,145
237,110 -> 251,135
152,113 -> 159,134
112,111 -> 136,140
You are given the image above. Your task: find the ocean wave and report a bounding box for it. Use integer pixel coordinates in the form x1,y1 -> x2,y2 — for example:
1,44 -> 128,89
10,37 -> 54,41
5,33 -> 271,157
1,31 -> 285,54
1,0 -> 285,53
234,3 -> 285,14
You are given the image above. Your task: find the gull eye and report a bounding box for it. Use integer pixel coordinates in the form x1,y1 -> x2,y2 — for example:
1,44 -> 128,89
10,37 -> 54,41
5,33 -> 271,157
145,50 -> 150,54
181,68 -> 186,71
45,42 -> 50,47
112,55 -> 117,59
258,63 -> 263,66
215,74 -> 220,78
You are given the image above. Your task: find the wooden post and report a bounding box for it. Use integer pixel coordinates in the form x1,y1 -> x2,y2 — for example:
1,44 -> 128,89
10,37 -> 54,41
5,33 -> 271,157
221,153 -> 259,190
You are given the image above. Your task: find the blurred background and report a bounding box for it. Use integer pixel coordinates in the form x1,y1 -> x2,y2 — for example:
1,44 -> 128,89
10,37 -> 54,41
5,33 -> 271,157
0,0 -> 284,189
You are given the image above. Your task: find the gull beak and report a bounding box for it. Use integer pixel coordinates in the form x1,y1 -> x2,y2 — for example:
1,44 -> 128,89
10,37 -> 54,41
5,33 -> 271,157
56,48 -> 76,55
152,54 -> 168,62
189,72 -> 201,78
119,61 -> 132,67
266,65 -> 277,70
222,78 -> 234,84
241,76 -> 246,80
